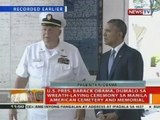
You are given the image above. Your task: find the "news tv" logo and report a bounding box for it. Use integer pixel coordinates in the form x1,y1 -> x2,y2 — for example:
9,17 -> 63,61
128,9 -> 152,16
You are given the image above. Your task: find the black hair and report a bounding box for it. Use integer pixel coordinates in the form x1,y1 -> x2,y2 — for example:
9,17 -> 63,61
108,19 -> 127,39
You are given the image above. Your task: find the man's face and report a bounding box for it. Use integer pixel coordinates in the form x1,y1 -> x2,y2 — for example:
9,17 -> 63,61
42,25 -> 61,47
104,23 -> 122,47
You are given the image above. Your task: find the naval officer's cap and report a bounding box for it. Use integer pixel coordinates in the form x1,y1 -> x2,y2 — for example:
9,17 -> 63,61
39,12 -> 66,27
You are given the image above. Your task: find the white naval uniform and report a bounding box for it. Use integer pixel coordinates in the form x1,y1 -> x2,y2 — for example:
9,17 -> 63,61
16,41 -> 90,120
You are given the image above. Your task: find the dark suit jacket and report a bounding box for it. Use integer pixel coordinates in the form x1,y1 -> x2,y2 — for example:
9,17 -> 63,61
95,43 -> 144,120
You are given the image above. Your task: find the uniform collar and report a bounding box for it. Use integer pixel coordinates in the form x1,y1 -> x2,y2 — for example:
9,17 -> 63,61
39,41 -> 66,55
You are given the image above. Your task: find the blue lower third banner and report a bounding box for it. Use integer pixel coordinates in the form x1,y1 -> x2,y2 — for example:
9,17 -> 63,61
0,6 -> 67,12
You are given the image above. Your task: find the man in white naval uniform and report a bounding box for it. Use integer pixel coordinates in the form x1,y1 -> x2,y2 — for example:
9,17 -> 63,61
9,12 -> 90,120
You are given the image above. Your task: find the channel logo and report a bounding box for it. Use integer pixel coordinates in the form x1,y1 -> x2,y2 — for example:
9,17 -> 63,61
128,9 -> 151,16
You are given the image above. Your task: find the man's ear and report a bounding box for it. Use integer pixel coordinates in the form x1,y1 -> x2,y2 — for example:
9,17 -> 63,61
59,29 -> 62,35
119,31 -> 123,38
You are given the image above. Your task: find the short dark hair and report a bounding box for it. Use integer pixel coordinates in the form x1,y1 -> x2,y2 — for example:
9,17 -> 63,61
108,19 -> 127,39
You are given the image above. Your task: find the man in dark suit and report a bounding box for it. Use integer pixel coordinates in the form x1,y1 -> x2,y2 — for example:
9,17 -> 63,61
95,19 -> 144,120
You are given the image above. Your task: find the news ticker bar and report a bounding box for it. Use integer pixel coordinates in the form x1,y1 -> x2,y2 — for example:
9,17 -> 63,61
7,87 -> 160,105
0,104 -> 160,109
45,87 -> 160,104
0,6 -> 67,12
23,104 -> 160,109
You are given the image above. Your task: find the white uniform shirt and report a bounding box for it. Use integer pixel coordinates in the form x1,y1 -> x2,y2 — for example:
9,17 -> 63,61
16,41 -> 90,88
16,41 -> 90,120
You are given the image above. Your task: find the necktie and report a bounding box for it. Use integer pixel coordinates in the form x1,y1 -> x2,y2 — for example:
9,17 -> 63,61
108,49 -> 116,75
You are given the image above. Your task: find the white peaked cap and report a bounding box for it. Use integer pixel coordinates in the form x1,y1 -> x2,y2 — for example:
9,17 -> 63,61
39,12 -> 66,27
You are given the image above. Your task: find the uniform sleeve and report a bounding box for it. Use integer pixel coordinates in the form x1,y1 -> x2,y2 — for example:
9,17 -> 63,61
16,47 -> 29,78
73,48 -> 90,81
